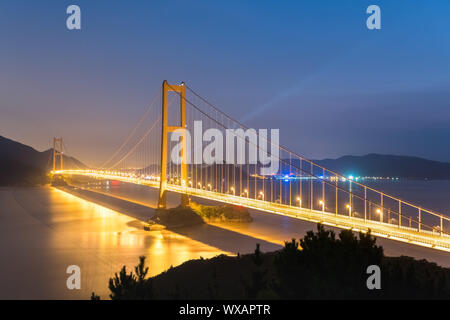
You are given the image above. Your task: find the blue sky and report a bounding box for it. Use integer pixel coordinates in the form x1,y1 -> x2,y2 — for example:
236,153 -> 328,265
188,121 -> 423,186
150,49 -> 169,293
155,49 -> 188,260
1,0 -> 450,165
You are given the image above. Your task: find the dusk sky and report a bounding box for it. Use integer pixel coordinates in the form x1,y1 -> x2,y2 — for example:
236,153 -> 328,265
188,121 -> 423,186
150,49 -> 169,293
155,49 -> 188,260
1,0 -> 450,166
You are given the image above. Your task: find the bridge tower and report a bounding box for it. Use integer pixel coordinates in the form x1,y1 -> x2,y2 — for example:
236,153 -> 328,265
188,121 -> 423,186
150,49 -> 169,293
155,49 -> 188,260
158,81 -> 189,208
52,137 -> 64,171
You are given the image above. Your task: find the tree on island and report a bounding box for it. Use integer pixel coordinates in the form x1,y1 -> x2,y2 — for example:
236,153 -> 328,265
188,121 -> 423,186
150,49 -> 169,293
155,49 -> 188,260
274,224 -> 383,299
92,256 -> 154,300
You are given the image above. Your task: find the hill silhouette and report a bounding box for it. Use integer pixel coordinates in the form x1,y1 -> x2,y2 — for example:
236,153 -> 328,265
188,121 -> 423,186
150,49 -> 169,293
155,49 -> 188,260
315,154 -> 450,179
0,135 -> 87,185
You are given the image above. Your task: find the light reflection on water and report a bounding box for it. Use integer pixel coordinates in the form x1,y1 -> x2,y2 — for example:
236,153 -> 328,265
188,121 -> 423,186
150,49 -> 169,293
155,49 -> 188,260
0,187 -> 225,299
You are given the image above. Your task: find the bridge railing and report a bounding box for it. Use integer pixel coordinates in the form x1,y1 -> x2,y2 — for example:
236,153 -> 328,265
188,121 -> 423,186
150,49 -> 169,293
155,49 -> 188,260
168,84 -> 450,239
54,169 -> 450,252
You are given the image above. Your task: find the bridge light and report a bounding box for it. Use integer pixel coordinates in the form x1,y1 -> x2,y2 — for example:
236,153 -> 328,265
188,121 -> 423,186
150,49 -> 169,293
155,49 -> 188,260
319,200 -> 325,212
259,191 -> 264,200
377,209 -> 383,222
297,197 -> 302,206
197,182 -> 201,188
208,183 -> 212,190
346,204 -> 351,216
230,186 -> 235,195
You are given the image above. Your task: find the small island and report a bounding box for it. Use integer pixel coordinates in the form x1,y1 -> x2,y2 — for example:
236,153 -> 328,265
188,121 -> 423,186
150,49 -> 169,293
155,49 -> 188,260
149,201 -> 252,229
189,201 -> 253,223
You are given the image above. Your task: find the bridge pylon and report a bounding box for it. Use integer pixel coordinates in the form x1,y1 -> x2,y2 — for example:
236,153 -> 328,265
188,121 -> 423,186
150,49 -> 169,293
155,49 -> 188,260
52,137 -> 64,171
158,80 -> 189,209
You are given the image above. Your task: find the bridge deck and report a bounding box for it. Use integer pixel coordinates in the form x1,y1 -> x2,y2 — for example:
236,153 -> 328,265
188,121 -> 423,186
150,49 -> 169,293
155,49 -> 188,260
56,170 -> 450,253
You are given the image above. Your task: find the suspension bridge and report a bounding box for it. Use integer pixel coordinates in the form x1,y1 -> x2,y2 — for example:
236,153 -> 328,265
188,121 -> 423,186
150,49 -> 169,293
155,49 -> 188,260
52,81 -> 450,253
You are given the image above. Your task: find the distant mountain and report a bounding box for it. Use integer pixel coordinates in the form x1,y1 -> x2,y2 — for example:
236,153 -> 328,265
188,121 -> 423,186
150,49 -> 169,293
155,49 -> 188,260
0,135 -> 87,185
313,154 -> 450,179
146,154 -> 450,180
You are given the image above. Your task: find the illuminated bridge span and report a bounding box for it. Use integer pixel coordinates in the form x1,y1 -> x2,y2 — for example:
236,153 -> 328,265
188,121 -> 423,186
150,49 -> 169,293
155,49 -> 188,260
53,81 -> 450,252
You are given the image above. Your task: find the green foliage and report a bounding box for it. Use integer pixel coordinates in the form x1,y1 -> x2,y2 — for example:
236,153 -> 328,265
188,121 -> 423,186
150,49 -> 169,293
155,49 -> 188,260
90,292 -> 100,300
241,244 -> 275,299
154,205 -> 204,227
207,268 -> 220,299
381,256 -> 450,298
189,202 -> 252,222
274,224 -> 384,299
107,256 -> 154,300
252,243 -> 263,267
95,224 -> 450,299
